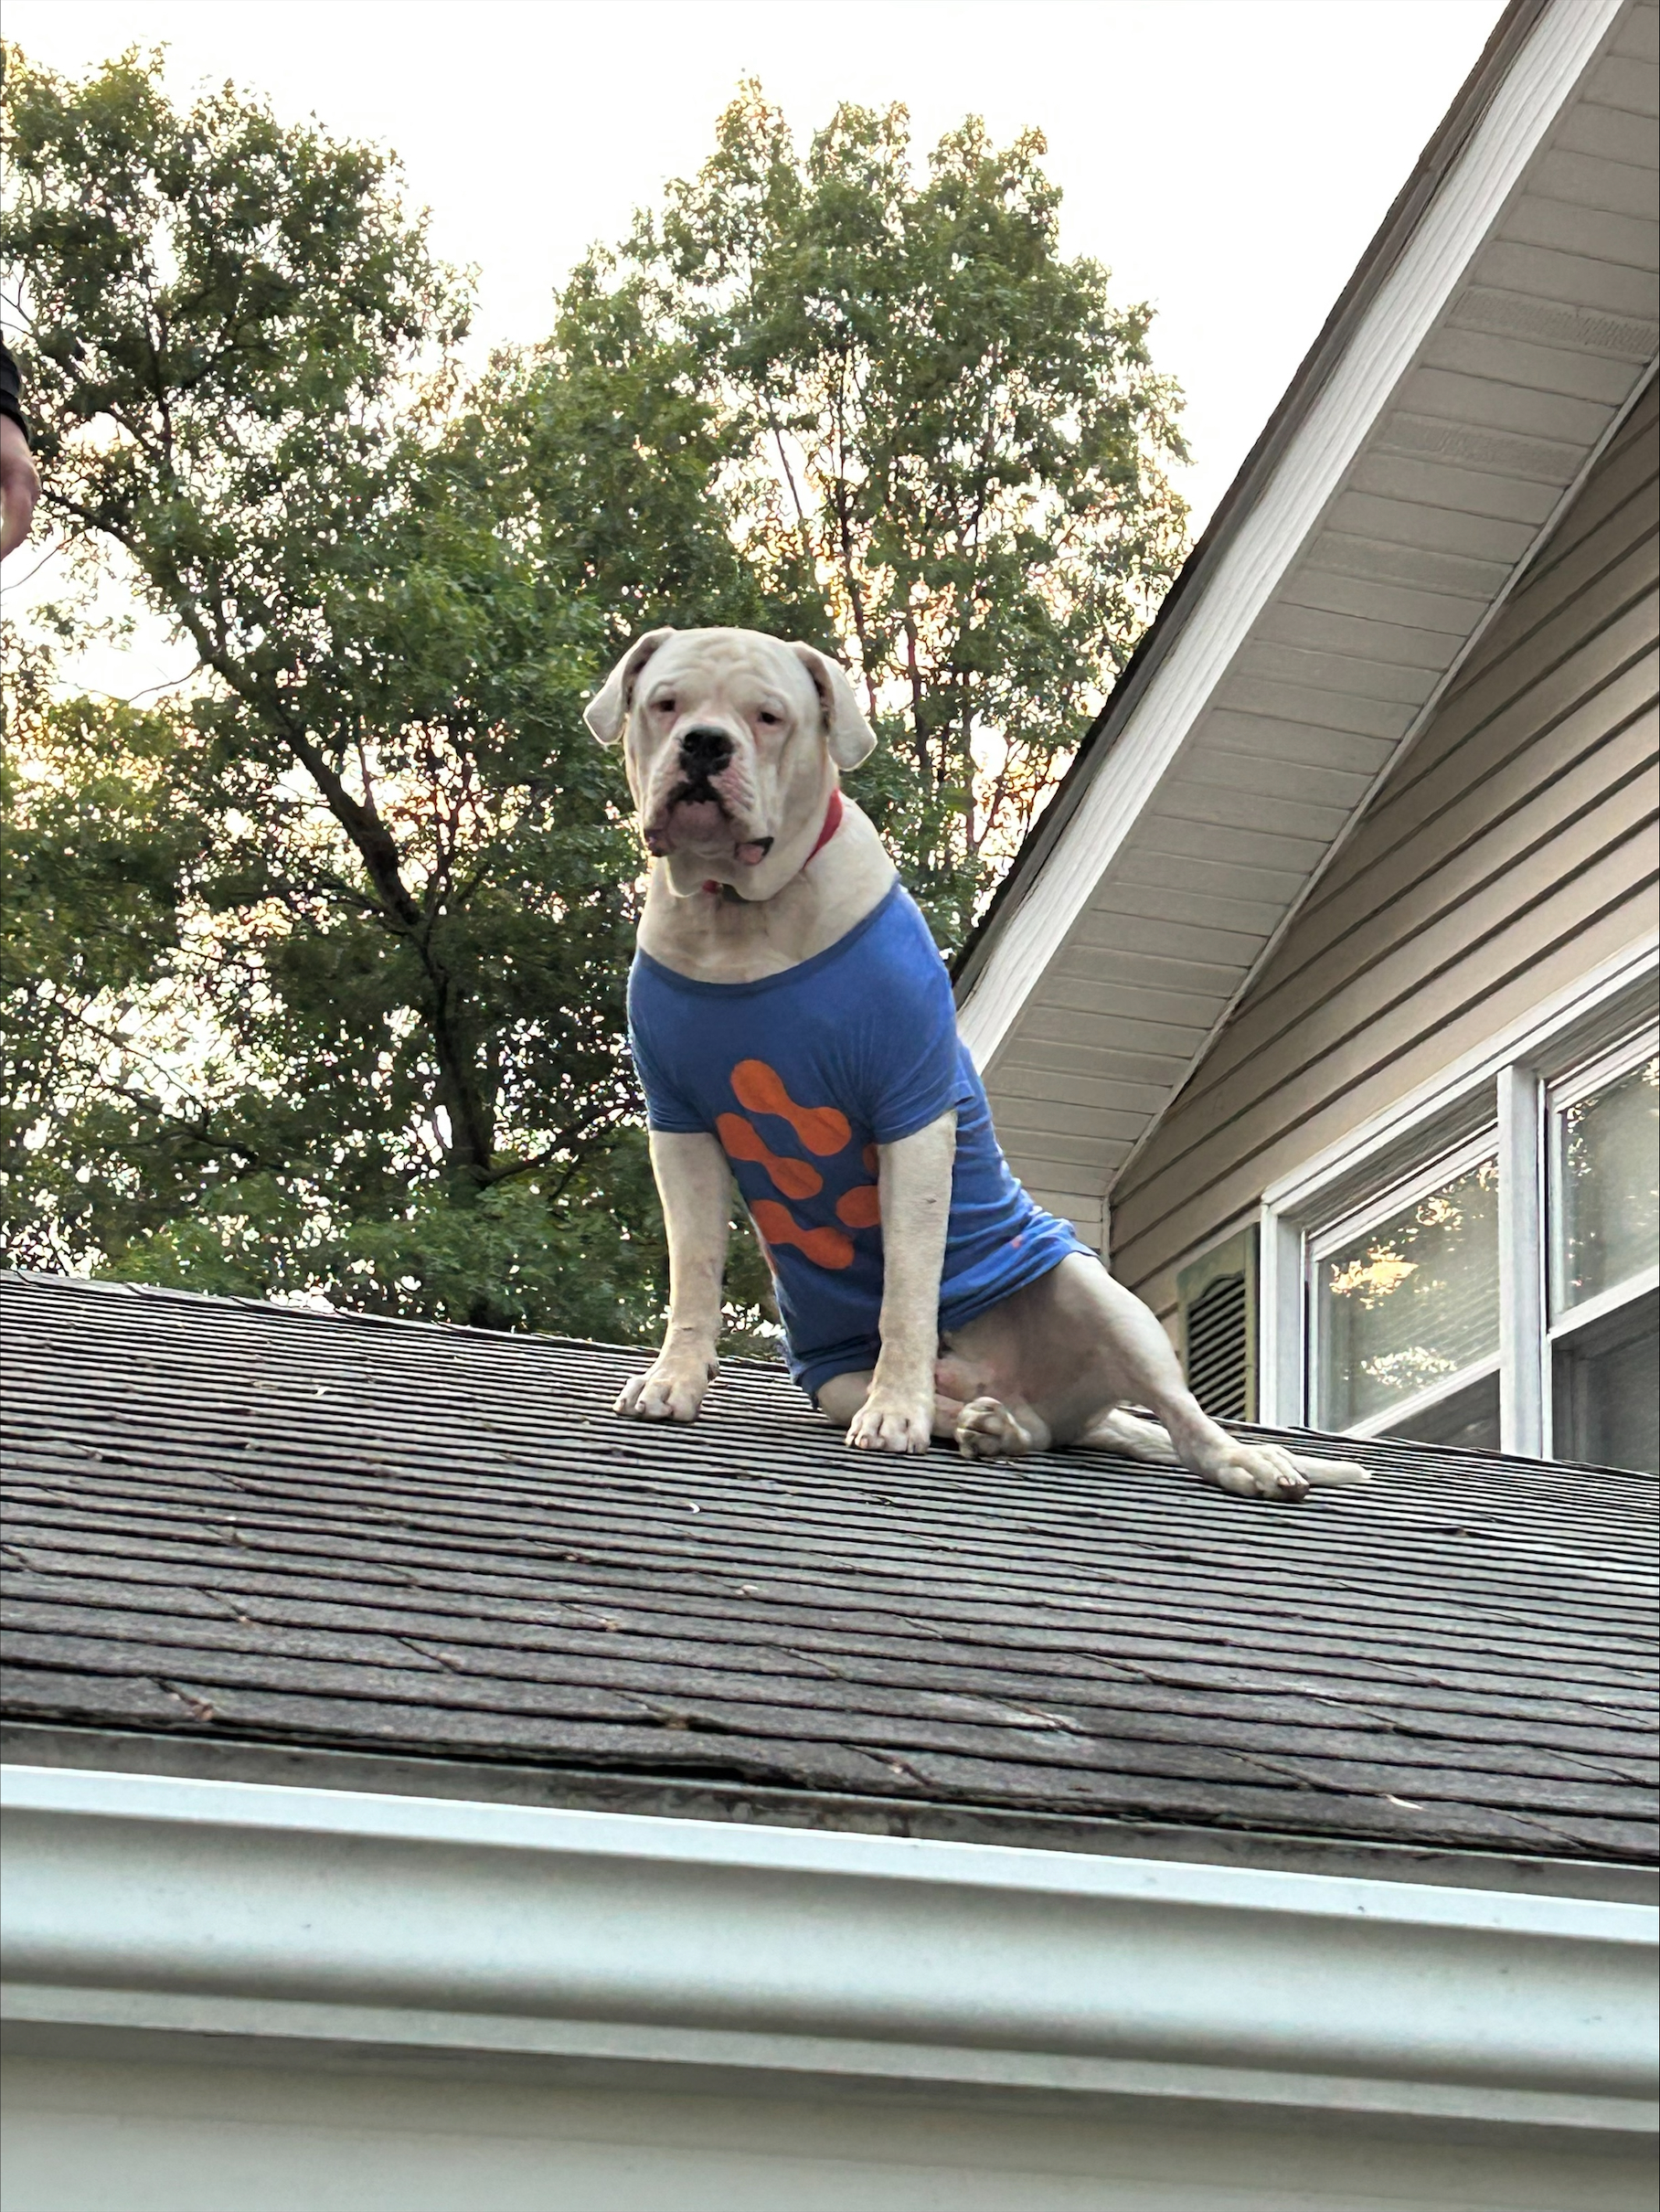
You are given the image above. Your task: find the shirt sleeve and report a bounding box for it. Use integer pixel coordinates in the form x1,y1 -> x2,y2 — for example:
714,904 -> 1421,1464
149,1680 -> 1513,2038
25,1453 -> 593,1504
627,1011 -> 711,1136
850,909 -> 965,1144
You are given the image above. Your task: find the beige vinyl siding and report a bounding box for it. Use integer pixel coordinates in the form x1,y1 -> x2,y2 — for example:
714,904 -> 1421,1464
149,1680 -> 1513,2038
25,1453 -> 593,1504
8,2053 -> 1655,2212
1111,373 -> 1660,1332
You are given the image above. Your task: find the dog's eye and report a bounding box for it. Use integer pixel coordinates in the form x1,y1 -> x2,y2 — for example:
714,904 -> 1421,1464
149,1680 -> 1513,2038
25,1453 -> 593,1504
756,708 -> 782,728
654,697 -> 676,715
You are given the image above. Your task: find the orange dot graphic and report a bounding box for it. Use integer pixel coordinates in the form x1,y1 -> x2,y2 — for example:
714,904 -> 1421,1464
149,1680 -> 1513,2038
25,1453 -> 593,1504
730,1059 -> 851,1157
862,1143 -> 879,1176
835,1184 -> 881,1229
717,1113 -> 823,1201
750,1199 -> 855,1271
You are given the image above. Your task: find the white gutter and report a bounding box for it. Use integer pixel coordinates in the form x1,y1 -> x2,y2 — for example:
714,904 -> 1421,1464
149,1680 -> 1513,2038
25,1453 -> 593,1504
3,1766 -> 1655,2132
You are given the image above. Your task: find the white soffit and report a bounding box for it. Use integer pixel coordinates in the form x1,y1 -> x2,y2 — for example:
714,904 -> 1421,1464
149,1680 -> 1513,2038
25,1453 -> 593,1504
957,0 -> 1659,1224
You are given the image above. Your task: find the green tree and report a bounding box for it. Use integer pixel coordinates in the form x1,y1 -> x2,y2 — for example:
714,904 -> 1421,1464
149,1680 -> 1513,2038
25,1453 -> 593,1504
606,83 -> 1189,942
2,51 -> 1186,1335
0,48 -> 792,1335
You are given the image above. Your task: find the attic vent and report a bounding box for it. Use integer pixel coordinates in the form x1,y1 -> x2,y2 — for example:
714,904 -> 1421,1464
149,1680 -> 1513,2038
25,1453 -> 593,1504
1186,1274 -> 1250,1418
1176,1228 -> 1259,1421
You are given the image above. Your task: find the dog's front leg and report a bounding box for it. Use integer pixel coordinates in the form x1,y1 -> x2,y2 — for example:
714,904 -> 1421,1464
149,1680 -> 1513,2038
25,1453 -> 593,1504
615,1131 -> 731,1423
846,1110 -> 957,1455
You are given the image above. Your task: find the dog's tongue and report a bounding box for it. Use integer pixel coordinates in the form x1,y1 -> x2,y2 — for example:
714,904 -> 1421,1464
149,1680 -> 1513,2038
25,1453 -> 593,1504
736,839 -> 773,867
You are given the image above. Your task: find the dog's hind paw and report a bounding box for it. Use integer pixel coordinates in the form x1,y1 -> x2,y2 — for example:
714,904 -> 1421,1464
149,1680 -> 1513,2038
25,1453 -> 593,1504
1292,1455 -> 1371,1488
1201,1441 -> 1313,1501
955,1397 -> 1038,1462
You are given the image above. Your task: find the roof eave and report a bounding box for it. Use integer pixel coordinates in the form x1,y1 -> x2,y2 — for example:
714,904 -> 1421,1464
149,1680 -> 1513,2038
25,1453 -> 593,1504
9,1718 -> 1654,1903
5,1760 -> 1655,2127
952,0 -> 1551,1002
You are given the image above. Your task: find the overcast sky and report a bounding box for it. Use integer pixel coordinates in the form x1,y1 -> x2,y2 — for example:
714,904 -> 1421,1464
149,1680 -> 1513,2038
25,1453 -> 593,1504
7,0 -> 1505,684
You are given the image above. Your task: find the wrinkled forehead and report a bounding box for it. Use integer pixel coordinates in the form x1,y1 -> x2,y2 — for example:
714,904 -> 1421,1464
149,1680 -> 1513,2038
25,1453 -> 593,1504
640,632 -> 816,719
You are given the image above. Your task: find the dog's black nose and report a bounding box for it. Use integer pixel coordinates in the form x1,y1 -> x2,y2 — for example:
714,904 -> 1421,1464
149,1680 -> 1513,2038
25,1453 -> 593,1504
678,725 -> 732,771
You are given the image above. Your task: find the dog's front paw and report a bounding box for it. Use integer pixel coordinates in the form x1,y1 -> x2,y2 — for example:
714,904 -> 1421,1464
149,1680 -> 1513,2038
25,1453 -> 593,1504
846,1387 -> 933,1455
615,1356 -> 716,1424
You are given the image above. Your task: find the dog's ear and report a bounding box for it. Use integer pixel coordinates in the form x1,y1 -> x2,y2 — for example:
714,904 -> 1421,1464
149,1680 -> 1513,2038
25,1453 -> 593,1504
790,643 -> 877,770
584,628 -> 676,745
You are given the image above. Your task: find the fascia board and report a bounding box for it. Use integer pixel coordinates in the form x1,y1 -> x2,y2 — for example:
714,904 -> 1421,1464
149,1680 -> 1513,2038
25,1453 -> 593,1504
3,1765 -> 1655,2130
956,0 -> 1630,1074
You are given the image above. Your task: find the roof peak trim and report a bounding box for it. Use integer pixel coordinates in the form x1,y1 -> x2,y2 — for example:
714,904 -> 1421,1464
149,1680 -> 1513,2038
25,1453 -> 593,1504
954,0 -> 1632,1053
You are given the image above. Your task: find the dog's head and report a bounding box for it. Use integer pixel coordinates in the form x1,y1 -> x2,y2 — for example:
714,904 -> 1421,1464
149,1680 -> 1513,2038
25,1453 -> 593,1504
584,627 -> 876,899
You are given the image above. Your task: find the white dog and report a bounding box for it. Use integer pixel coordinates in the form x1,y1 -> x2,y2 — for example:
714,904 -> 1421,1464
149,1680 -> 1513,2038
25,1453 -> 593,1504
586,625 -> 1367,1502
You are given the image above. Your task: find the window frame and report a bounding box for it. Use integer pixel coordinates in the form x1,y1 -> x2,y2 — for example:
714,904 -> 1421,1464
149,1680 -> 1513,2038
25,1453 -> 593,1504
1253,943 -> 1658,1454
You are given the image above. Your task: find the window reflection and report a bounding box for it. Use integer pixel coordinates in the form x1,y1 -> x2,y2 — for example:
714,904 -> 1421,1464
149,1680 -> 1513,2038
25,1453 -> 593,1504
1384,1369 -> 1501,1453
1551,1055 -> 1659,1314
1553,1290 -> 1658,1473
1315,1155 -> 1499,1432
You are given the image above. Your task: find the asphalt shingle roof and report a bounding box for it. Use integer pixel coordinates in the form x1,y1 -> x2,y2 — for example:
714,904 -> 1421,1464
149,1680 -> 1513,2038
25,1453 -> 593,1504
2,1271 -> 1655,1865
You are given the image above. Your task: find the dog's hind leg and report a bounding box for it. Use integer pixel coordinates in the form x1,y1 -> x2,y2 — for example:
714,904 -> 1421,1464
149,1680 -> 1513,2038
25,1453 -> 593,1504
1032,1255 -> 1368,1502
1080,1389 -> 1371,1498
1076,1405 -> 1369,1492
1075,1407 -> 1183,1463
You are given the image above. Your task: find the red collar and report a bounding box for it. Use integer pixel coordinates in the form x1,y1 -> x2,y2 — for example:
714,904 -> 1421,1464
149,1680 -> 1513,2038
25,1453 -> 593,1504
804,784 -> 845,863
704,786 -> 842,898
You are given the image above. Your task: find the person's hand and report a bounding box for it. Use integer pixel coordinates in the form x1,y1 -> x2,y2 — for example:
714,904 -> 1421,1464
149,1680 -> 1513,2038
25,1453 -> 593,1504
1,415 -> 41,560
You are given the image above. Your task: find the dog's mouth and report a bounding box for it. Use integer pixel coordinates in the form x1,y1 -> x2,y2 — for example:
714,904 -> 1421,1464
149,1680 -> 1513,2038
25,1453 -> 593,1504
647,780 -> 774,867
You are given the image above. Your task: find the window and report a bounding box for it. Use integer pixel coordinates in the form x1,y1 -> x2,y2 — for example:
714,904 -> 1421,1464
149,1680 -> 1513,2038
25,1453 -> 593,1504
1549,1045 -> 1658,1313
1547,1040 -> 1658,1472
1254,964 -> 1658,1472
1310,1138 -> 1501,1446
1553,1292 -> 1658,1473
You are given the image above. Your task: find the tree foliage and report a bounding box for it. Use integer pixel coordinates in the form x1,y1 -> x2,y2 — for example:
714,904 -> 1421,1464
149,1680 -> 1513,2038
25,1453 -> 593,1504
1,50 -> 1186,1334
0,48 -> 788,1334
609,84 -> 1189,940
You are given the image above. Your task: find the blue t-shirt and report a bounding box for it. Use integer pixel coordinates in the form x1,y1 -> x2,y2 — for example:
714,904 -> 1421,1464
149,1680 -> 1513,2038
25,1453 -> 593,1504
628,882 -> 1086,1398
